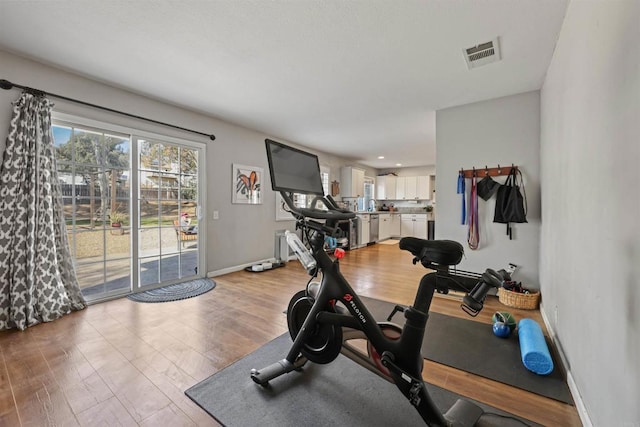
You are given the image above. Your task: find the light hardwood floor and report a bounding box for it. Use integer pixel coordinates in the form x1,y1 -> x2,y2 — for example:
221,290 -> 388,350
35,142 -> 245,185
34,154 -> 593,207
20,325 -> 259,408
0,243 -> 581,426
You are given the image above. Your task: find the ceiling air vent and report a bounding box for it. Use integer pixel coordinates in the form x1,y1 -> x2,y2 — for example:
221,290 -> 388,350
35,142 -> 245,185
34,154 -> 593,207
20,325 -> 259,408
463,37 -> 501,70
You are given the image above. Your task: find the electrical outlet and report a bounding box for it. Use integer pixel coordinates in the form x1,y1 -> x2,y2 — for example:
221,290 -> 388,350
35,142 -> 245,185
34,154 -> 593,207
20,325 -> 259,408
213,210 -> 219,220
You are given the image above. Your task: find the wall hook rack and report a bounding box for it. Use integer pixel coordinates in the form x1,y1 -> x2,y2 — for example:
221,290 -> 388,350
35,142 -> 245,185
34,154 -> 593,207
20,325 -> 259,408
460,164 -> 517,178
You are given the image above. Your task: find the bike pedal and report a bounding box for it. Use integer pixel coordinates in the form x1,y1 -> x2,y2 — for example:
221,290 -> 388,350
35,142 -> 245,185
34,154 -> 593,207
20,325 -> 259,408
409,381 -> 423,406
381,352 -> 425,408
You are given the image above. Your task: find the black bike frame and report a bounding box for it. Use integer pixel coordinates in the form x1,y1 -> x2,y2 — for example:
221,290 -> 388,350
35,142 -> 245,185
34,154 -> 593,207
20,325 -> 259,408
285,228 -> 448,425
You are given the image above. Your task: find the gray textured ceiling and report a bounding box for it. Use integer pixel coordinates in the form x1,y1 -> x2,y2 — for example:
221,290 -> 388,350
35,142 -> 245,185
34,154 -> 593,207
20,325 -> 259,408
0,0 -> 568,168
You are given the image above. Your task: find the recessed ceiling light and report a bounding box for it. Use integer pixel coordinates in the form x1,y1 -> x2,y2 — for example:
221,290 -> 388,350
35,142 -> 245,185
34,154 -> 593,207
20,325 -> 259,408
377,156 -> 385,159
396,163 -> 402,166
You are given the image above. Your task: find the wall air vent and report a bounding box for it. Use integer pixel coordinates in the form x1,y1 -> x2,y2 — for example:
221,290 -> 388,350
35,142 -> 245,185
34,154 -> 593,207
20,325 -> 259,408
463,37 -> 501,69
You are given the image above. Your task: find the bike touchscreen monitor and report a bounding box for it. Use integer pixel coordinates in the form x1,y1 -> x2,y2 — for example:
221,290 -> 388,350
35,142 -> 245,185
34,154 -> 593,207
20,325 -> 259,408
265,138 -> 324,196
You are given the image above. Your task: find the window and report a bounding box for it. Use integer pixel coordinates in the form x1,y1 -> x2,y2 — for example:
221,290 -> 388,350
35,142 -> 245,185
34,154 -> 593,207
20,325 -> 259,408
321,165 -> 330,196
293,193 -> 307,209
358,177 -> 375,211
53,121 -> 132,299
137,138 -> 201,286
52,114 -> 205,302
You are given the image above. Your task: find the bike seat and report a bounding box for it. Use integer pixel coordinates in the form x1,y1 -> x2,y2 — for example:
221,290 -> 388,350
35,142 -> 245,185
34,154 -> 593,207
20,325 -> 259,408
399,238 -> 464,266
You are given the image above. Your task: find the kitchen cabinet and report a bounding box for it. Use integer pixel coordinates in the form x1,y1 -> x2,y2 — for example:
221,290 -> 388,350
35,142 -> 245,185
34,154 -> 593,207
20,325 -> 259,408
415,219 -> 427,239
394,175 -> 431,200
395,177 -> 406,199
379,213 -> 391,240
404,176 -> 417,199
400,215 -> 412,237
357,214 -> 370,247
416,176 -> 431,199
341,167 -> 365,198
390,214 -> 401,237
400,214 -> 428,239
376,175 -> 396,200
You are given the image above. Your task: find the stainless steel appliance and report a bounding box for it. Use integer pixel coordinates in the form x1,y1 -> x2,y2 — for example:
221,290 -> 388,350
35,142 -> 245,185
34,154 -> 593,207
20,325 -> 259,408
349,217 -> 359,249
369,214 -> 379,243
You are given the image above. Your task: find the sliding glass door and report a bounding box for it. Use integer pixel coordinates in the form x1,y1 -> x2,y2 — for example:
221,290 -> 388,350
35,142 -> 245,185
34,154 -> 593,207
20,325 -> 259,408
137,138 -> 202,289
53,117 -> 205,302
53,122 -> 132,301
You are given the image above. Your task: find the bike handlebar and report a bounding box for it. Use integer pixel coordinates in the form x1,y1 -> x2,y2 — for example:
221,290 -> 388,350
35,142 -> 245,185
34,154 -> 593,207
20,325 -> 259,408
281,191 -> 355,221
461,268 -> 507,316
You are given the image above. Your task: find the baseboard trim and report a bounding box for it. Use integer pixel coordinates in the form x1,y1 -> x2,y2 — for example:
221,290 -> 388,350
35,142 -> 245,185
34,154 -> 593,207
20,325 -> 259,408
207,257 -> 280,277
566,370 -> 593,427
540,302 -> 593,427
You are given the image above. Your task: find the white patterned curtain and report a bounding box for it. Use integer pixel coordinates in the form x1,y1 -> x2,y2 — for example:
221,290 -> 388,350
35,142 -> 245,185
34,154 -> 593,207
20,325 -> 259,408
0,93 -> 86,331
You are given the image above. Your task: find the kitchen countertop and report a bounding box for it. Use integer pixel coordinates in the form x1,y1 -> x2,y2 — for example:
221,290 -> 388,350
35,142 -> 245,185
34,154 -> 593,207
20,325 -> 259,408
354,211 -> 436,220
355,211 -> 426,214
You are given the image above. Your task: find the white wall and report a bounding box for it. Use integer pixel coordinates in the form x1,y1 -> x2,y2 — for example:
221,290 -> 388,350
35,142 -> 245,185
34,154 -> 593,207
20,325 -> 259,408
540,1 -> 639,425
436,91 -> 541,287
0,50 -> 354,274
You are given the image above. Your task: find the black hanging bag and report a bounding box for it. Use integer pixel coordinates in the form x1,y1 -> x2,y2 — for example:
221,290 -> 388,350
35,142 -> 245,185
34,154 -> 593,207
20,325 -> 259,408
494,168 -> 527,239
477,175 -> 500,201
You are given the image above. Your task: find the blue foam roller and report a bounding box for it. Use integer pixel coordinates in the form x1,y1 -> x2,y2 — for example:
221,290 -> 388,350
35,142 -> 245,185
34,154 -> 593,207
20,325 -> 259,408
518,318 -> 554,375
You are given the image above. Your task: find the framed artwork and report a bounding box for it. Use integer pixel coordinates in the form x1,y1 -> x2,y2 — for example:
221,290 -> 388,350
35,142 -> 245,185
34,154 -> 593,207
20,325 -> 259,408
276,192 -> 295,221
232,164 -> 263,204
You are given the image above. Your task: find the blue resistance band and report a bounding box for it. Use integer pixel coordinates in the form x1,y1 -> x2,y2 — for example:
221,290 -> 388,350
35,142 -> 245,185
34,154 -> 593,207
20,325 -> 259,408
457,171 -> 466,224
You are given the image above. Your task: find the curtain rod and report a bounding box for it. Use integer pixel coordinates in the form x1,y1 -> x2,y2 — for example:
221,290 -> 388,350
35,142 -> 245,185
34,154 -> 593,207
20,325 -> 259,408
0,79 -> 215,141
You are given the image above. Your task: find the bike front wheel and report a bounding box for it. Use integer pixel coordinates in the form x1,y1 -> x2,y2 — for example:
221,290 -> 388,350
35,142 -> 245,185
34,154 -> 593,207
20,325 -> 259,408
287,290 -> 343,364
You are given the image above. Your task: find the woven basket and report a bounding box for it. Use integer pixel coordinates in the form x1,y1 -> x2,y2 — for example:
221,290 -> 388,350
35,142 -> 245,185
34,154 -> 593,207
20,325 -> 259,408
498,288 -> 540,310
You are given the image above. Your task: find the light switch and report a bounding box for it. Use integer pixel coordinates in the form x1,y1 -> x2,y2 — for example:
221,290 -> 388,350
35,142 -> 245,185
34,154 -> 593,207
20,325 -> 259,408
213,210 -> 219,220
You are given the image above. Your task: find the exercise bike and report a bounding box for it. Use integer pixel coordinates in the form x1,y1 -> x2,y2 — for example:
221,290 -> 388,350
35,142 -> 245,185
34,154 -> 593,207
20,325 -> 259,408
250,192 -> 506,425
254,139 -> 509,426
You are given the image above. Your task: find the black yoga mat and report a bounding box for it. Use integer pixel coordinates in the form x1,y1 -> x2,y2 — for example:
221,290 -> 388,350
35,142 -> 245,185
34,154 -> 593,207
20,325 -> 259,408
361,297 -> 573,405
186,334 -> 538,427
